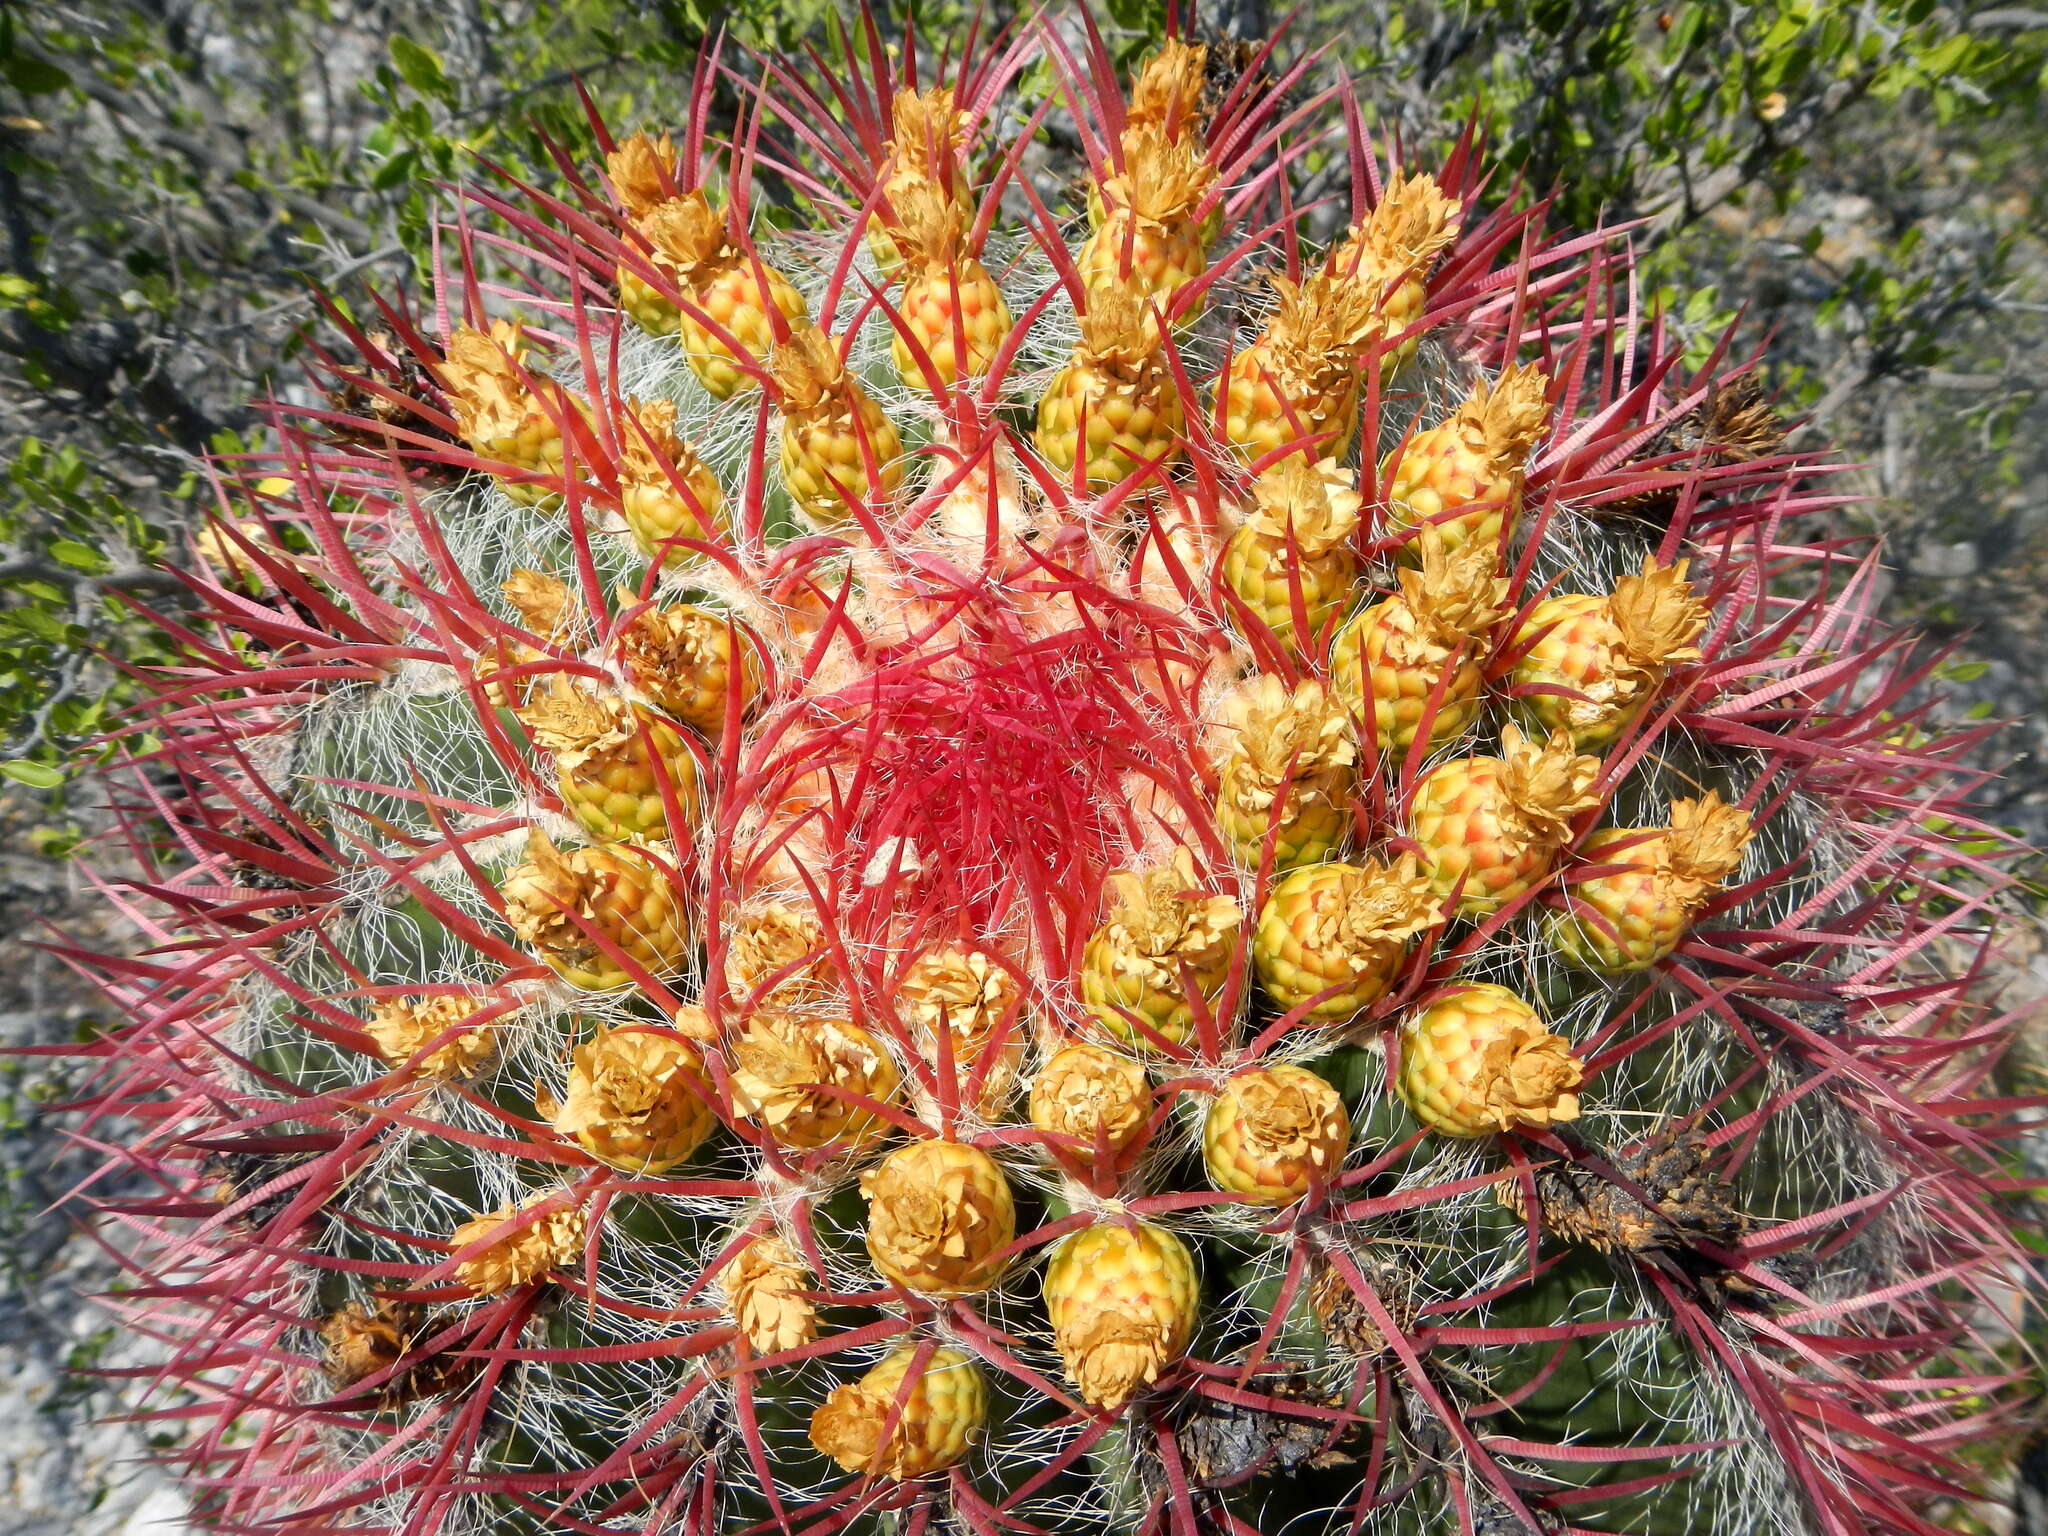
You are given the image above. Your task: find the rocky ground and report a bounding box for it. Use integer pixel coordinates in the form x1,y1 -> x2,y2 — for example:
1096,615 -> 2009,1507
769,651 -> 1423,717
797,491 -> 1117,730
0,817 -> 191,1536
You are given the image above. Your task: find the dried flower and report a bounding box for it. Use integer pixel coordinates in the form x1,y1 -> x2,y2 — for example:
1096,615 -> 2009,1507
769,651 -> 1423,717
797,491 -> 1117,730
362,996 -> 497,1079
725,1234 -> 818,1356
449,1192 -> 587,1295
724,902 -> 834,1003
1028,1042 -> 1152,1159
860,1139 -> 1015,1295
540,1026 -> 715,1173
728,1011 -> 899,1149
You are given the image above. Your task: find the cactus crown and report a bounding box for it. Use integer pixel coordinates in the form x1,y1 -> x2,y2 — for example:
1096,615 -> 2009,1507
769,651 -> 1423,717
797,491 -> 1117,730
56,11 -> 2036,1536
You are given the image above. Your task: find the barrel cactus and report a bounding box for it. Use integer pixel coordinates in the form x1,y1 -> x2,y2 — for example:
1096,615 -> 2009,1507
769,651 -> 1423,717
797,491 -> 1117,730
64,13 -> 2036,1536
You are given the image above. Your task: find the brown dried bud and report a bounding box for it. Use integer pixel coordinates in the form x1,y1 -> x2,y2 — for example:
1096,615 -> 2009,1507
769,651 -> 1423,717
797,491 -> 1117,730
1495,1123 -> 1749,1258
317,1301 -> 478,1407
318,1300 -> 412,1390
1306,1252 -> 1415,1358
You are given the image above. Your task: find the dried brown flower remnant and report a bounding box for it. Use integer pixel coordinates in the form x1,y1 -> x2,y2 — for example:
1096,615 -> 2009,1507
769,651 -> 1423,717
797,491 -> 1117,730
319,1300 -> 410,1391
1602,375 -> 1786,524
1496,1123 -> 1748,1257
1174,1370 -> 1364,1487
317,1300 -> 479,1408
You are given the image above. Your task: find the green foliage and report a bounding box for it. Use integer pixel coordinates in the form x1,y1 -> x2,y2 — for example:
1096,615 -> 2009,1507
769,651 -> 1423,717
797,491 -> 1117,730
0,436 -> 178,784
1340,1 -> 2044,230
